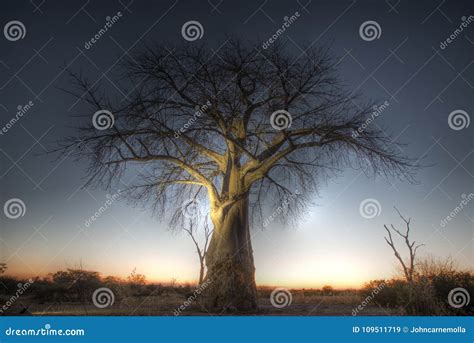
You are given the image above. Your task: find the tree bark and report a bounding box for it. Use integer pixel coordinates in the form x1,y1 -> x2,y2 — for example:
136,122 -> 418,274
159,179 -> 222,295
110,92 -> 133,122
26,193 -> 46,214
198,259 -> 205,285
202,194 -> 258,312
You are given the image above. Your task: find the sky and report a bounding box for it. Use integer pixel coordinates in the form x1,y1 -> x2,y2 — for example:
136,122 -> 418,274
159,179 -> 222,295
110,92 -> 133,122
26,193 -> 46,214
0,0 -> 473,289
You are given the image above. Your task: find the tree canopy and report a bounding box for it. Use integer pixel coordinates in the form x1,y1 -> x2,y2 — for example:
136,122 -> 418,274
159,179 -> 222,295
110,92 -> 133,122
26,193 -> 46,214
60,39 -> 415,227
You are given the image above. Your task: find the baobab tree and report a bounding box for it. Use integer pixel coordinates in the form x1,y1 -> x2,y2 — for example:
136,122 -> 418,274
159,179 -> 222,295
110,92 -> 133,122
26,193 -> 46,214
59,39 -> 415,311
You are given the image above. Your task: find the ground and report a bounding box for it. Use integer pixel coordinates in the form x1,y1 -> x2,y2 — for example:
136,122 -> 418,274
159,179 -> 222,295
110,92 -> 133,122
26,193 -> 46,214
4,292 -> 394,316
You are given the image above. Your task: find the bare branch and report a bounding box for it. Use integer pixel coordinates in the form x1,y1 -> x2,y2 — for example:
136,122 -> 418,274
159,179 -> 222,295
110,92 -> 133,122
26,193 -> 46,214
383,208 -> 424,282
58,39 -> 417,229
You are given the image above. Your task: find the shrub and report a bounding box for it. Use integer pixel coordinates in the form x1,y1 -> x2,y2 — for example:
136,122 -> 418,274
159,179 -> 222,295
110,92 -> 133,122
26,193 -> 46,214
52,269 -> 101,303
363,262 -> 473,315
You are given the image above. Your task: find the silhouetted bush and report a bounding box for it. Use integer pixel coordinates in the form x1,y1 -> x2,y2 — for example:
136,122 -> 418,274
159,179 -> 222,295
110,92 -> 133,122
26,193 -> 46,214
0,276 -> 21,295
51,269 -> 101,303
363,260 -> 473,315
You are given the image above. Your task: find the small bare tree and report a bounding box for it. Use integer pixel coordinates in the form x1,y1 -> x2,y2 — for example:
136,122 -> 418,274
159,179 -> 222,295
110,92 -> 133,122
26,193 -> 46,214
183,216 -> 213,285
383,207 -> 425,282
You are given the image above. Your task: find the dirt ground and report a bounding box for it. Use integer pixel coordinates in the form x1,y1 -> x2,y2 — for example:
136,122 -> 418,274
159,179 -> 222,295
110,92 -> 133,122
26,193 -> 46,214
6,293 -> 394,316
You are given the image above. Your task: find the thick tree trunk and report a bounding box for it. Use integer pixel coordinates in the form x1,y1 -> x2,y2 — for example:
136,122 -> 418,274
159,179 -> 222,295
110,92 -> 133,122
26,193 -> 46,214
202,194 -> 258,312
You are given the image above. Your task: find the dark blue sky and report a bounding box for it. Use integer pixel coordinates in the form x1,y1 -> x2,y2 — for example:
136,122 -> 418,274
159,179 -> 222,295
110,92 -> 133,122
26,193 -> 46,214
0,0 -> 472,286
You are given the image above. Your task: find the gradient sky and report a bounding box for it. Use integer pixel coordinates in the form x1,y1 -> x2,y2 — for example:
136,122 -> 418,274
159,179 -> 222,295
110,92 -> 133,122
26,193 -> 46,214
1,0 -> 473,288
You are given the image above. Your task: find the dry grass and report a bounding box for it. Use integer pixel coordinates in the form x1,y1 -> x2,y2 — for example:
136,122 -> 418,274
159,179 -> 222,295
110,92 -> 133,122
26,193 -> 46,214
11,291 -> 394,316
